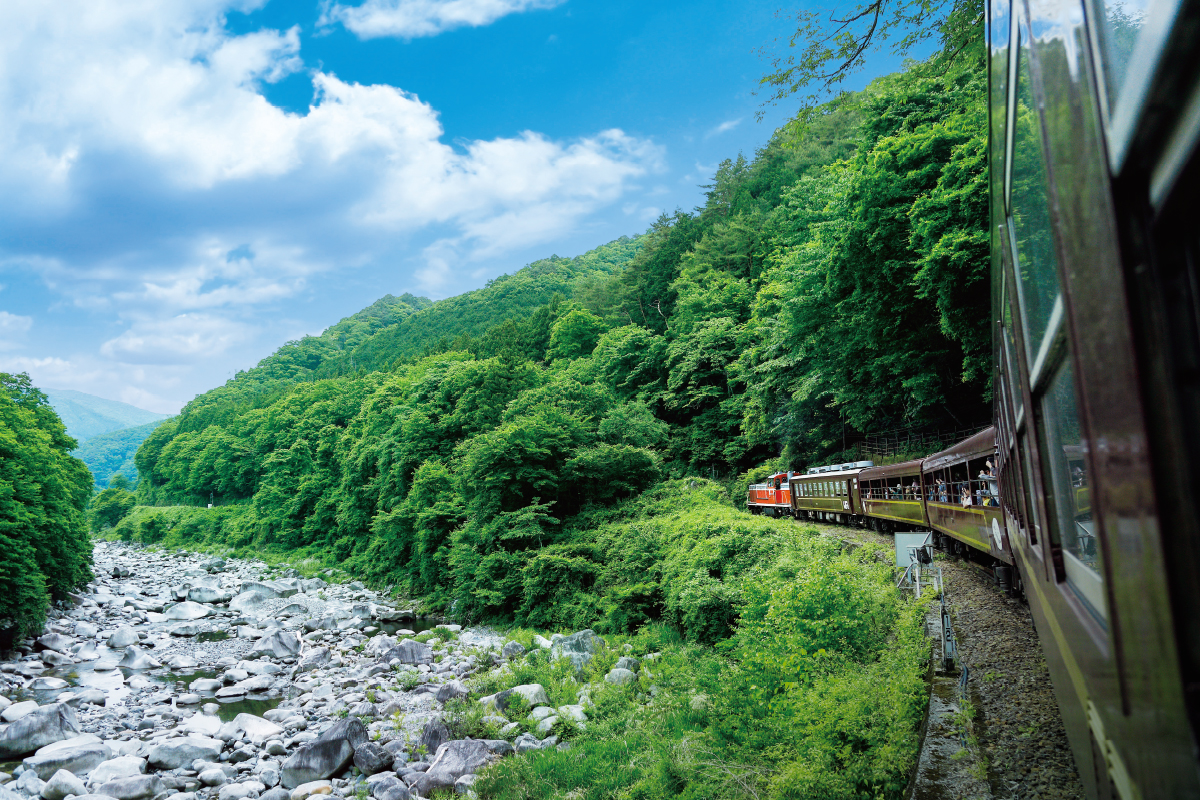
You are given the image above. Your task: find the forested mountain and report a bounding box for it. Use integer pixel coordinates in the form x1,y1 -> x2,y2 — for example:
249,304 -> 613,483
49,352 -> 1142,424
74,419 -> 166,489
130,36 -> 987,624
42,387 -> 167,443
0,374 -> 93,646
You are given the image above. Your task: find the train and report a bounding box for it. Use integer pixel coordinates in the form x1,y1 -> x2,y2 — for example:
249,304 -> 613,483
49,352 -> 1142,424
750,0 -> 1200,794
747,430 -> 1012,577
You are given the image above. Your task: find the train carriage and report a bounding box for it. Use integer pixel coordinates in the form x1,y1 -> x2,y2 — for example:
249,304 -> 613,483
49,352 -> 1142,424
789,463 -> 872,523
857,460 -> 928,532
985,0 -> 1200,791
921,427 -> 1012,564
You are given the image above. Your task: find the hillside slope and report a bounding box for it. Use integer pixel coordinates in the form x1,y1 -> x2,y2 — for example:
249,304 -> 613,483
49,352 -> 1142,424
173,239 -> 641,433
42,388 -> 168,443
74,419 -> 167,489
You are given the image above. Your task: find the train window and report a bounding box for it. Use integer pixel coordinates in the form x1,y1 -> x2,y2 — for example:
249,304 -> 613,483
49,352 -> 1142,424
1039,360 -> 1104,619
989,0 -> 1012,213
1090,0 -> 1144,114
1009,13 -> 1064,366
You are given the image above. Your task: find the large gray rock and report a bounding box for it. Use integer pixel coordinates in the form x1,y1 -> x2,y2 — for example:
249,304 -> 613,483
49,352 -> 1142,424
280,718 -> 367,789
435,681 -> 468,704
95,775 -> 164,800
165,602 -> 210,621
3,700 -> 39,722
169,623 -> 203,637
251,631 -> 301,659
87,756 -> 147,784
187,586 -> 232,604
118,646 -> 161,670
379,787 -> 411,800
35,634 -> 74,654
73,621 -> 98,638
366,774 -> 403,800
501,641 -> 525,659
217,714 -> 283,744
379,640 -> 432,666
27,678 -> 69,692
493,684 -> 550,713
280,740 -> 354,789
417,716 -> 449,760
146,737 -> 223,769
41,768 -> 86,800
22,736 -> 111,779
295,648 -> 330,673
604,668 -> 636,685
228,592 -> 265,614
351,742 -> 393,776
410,740 -> 490,797
107,628 -> 140,649
550,629 -> 604,674
0,704 -> 80,758
317,717 -> 367,749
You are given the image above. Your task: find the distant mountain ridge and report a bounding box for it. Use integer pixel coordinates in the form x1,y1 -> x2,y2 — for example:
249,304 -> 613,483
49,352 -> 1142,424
73,419 -> 167,489
42,388 -> 169,444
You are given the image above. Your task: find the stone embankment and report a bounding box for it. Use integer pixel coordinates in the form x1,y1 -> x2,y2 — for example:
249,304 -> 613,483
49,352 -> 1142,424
0,542 -> 600,800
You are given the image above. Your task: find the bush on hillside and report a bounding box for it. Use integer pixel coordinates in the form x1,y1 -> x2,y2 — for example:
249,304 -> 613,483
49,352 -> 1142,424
0,373 -> 94,646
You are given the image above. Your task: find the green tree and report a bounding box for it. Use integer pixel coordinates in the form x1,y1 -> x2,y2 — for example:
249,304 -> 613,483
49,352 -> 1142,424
0,373 -> 93,646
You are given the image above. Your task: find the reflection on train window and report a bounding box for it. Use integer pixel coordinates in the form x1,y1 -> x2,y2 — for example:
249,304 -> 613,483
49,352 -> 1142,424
1092,0 -> 1146,112
1019,433 -> 1040,545
1009,20 -> 1063,363
1040,360 -> 1104,619
989,0 -> 1010,207
1002,303 -> 1023,419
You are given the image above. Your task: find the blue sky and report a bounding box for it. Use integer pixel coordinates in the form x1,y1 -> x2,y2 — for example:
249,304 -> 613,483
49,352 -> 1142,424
0,0 -> 928,413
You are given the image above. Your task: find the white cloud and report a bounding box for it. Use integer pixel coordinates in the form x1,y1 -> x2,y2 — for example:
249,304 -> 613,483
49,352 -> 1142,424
705,118 -> 742,138
100,314 -> 254,364
322,0 -> 565,40
0,353 -> 185,414
0,0 -> 658,409
0,310 -> 32,351
0,311 -> 32,335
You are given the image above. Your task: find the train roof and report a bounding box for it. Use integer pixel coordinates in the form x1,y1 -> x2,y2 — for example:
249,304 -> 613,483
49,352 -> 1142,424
859,458 -> 924,481
922,426 -> 997,473
792,467 -> 867,480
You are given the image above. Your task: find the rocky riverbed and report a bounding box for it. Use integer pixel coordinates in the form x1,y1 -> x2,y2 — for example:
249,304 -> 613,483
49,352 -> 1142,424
0,541 -> 596,800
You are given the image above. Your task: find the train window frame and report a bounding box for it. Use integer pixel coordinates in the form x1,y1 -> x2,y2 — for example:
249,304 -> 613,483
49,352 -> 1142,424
1082,0 -> 1187,173
1035,356 -> 1106,621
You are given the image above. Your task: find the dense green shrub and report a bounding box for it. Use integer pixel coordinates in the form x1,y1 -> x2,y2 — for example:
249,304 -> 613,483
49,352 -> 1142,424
470,545 -> 929,800
89,487 -> 136,530
0,373 -> 94,646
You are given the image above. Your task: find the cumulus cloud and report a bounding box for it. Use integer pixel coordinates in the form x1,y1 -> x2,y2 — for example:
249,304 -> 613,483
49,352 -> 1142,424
0,0 -> 657,409
0,311 -> 33,335
321,0 -> 565,40
100,314 -> 254,364
705,118 -> 742,138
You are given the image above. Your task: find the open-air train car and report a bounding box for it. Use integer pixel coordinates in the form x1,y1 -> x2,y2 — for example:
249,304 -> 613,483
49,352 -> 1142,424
921,427 -> 1011,565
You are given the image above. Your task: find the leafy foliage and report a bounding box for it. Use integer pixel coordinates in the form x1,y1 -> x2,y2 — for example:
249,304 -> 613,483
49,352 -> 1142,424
74,419 -> 166,489
0,373 -> 94,646
471,537 -> 928,800
136,41 -> 987,628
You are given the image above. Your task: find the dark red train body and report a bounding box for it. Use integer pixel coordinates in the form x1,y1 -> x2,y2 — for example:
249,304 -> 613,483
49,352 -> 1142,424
748,0 -> 1200,792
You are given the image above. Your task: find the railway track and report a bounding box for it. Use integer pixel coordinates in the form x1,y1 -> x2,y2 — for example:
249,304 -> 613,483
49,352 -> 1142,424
805,520 -> 1085,800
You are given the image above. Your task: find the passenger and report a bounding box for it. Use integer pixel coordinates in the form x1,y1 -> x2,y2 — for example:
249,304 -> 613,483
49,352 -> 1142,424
961,485 -> 972,507
938,480 -> 948,503
894,483 -> 903,499
911,479 -> 920,499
